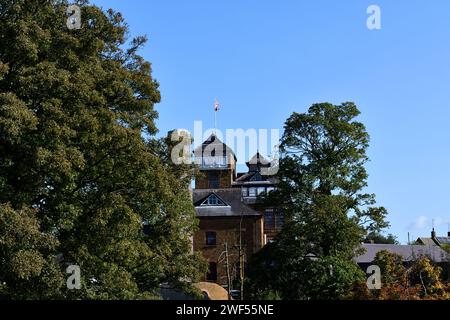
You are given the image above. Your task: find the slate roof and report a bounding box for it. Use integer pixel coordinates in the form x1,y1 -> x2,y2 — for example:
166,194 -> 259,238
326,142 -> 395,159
193,134 -> 237,161
355,244 -> 449,264
193,188 -> 261,217
233,172 -> 278,185
246,152 -> 271,169
416,235 -> 450,246
416,237 -> 438,246
435,236 -> 450,245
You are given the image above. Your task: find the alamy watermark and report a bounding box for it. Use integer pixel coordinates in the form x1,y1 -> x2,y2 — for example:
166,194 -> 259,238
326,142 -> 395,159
66,4 -> 82,30
170,121 -> 280,175
367,5 -> 382,30
366,265 -> 382,290
66,265 -> 81,290
65,4 -> 381,32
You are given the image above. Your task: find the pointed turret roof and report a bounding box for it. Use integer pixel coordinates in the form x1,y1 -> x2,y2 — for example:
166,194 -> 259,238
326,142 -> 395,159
246,152 -> 271,171
194,133 -> 237,161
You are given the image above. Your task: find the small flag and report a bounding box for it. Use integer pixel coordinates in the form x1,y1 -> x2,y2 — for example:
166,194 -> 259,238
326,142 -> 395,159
214,99 -> 220,112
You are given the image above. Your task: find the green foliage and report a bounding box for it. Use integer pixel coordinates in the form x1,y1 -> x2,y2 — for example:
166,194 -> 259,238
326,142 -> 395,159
0,204 -> 64,299
247,103 -> 387,300
441,244 -> 450,254
372,250 -> 406,287
0,0 -> 202,299
350,250 -> 450,300
364,232 -> 399,244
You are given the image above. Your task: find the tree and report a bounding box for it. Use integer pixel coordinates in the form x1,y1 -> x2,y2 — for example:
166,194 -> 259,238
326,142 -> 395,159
0,0 -> 202,299
350,250 -> 450,300
247,102 -> 388,300
364,232 -> 399,244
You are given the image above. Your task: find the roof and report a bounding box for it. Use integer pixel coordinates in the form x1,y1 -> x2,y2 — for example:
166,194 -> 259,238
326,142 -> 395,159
246,152 -> 271,169
416,235 -> 450,246
435,236 -> 450,245
233,171 -> 279,186
193,134 -> 237,161
416,237 -> 438,246
355,244 -> 449,264
193,188 -> 261,217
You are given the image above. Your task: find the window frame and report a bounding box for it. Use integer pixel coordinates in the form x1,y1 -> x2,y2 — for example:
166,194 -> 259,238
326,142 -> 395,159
264,209 -> 276,229
208,172 -> 220,189
206,261 -> 218,282
205,231 -> 217,246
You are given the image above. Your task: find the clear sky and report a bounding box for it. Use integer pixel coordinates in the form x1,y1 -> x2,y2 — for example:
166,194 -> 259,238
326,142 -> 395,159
91,0 -> 450,242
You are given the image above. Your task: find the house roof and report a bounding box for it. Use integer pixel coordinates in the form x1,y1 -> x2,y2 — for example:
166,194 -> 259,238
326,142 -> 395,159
416,237 -> 438,246
435,236 -> 450,245
355,244 -> 449,264
193,188 -> 261,217
416,235 -> 450,246
246,152 -> 271,169
233,171 -> 278,185
193,134 -> 237,161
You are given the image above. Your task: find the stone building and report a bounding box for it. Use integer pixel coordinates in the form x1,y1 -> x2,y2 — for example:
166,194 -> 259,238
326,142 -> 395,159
192,134 -> 282,287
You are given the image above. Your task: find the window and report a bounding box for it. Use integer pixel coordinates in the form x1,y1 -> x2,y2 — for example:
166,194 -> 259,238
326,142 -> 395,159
249,187 -> 257,197
277,214 -> 285,228
208,172 -> 220,188
202,156 -> 227,168
201,194 -> 226,206
208,195 -> 218,205
266,187 -> 275,193
264,210 -> 275,229
206,231 -> 217,246
207,262 -> 217,282
241,187 -> 248,197
257,187 -> 266,195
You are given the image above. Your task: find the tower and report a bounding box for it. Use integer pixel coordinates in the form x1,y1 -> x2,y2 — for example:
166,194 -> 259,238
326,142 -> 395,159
194,134 -> 237,189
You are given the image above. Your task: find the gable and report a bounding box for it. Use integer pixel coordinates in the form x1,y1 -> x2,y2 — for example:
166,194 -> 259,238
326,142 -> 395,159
196,193 -> 228,207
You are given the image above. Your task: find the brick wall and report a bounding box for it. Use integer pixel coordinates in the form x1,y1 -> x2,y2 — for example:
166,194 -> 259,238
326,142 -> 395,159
195,168 -> 235,189
194,216 -> 263,286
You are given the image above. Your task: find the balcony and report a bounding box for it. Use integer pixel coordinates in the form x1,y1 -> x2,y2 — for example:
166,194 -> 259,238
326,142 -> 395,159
198,156 -> 228,170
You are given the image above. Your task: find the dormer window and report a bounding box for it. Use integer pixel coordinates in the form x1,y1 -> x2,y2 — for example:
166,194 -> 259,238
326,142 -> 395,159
201,194 -> 227,206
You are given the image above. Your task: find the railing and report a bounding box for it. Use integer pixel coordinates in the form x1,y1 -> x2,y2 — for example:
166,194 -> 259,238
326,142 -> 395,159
199,156 -> 228,169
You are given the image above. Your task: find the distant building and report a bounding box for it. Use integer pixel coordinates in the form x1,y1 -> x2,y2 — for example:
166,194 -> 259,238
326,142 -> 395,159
192,134 -> 282,286
416,229 -> 450,247
355,243 -> 449,270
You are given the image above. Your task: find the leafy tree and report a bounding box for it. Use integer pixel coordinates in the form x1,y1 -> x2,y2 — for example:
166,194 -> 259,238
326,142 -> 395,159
350,250 -> 450,300
247,102 -> 388,300
0,204 -> 64,299
372,250 -> 406,288
0,0 -> 202,299
364,232 -> 399,244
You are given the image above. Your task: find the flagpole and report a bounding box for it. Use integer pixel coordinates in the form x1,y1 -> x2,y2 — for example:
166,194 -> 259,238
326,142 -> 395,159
214,108 -> 217,134
214,99 -> 219,134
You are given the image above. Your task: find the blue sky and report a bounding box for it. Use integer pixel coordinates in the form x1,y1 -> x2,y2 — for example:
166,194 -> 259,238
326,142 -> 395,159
92,0 -> 450,242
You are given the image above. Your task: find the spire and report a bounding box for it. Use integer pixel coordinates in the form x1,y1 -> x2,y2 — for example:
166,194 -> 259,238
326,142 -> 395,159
246,152 -> 270,172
